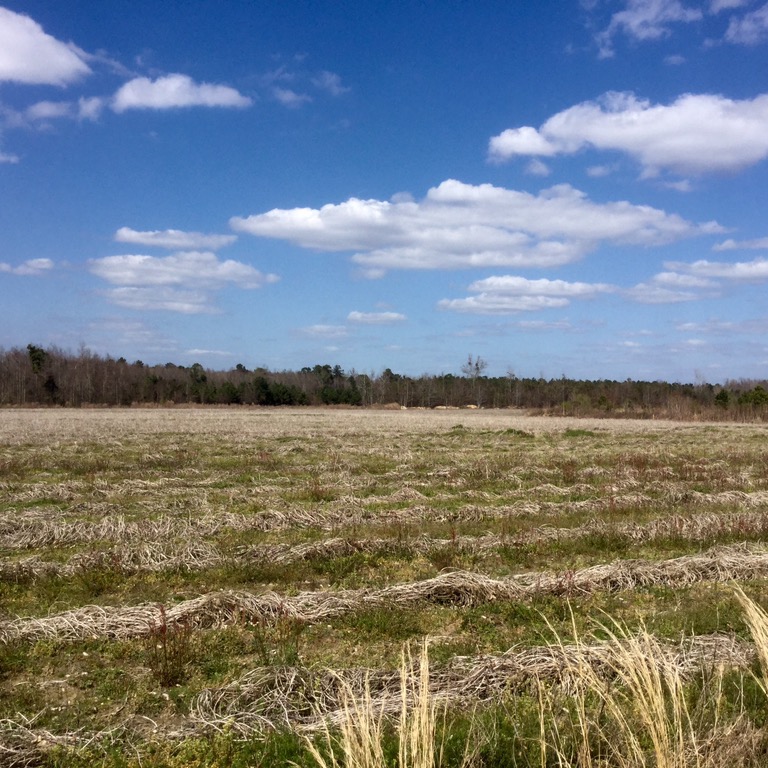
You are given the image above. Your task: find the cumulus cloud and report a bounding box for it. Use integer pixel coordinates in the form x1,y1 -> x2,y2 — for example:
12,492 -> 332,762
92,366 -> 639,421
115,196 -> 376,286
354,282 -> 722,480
104,286 -> 216,314
0,7 -> 91,85
586,164 -> 617,177
677,317 -> 768,334
300,325 -> 348,338
3,96 -> 104,128
710,0 -> 750,11
90,251 -> 275,288
488,92 -> 768,177
231,179 -> 712,273
526,159 -> 551,177
347,311 -> 407,324
489,126 -> 557,159
590,0 -> 768,52
665,257 -> 768,280
0,258 -> 54,275
89,251 -> 278,313
625,283 -> 700,303
112,74 -> 252,112
78,97 -> 104,121
438,275 -> 614,315
595,0 -> 703,58
312,70 -> 350,96
625,269 -> 717,303
651,271 -> 716,287
725,2 -> 768,43
272,87 -> 312,108
714,236 -> 768,251
115,227 -> 237,251
516,319 -> 573,330
84,318 -> 178,354
24,100 -> 73,121
186,348 -> 232,357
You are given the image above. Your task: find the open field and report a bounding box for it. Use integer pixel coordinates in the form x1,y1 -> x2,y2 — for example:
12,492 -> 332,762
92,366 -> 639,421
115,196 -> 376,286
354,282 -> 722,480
2,407 -> 768,766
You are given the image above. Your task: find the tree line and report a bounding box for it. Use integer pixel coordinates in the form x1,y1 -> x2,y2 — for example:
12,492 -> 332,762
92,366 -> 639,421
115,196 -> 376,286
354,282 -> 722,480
1,344 -> 767,420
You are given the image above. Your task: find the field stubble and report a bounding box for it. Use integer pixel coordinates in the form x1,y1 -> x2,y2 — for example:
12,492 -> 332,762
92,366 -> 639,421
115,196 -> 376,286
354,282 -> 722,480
2,407 -> 768,766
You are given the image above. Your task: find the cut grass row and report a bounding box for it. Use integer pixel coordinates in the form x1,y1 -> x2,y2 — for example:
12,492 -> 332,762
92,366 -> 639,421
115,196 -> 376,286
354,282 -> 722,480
5,508 -> 768,583
5,544 -> 768,645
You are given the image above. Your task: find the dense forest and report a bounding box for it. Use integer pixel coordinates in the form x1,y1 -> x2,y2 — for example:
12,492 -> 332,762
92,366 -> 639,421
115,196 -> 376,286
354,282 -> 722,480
1,344 -> 767,420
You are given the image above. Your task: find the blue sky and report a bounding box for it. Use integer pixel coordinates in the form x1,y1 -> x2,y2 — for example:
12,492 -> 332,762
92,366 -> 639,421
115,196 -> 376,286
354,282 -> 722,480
2,1 -> 768,382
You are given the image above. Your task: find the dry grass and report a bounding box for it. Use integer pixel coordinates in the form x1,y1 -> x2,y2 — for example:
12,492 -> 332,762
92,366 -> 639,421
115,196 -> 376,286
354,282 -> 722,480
3,408 -> 768,765
190,632 -> 753,736
5,543 -> 768,644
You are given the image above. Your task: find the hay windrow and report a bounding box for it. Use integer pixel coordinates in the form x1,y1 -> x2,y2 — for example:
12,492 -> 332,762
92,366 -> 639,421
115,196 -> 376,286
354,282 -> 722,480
6,509 -> 768,583
189,632 -> 755,735
0,633 -> 754,759
5,543 -> 768,643
4,490 -> 768,552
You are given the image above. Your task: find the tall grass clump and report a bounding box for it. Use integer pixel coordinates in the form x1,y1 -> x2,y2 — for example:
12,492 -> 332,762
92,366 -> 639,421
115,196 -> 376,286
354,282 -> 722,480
302,640 -> 444,768
543,623 -> 701,768
298,595 -> 768,768
533,601 -> 768,768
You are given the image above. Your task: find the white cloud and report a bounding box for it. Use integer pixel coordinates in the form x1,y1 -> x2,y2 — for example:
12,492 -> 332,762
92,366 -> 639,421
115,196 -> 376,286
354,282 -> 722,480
710,0 -> 750,12
466,275 -> 615,297
85,317 -> 178,354
439,295 -> 570,314
489,126 -> 558,160
595,0 -> 703,58
661,179 -> 694,192
115,227 -> 237,251
312,71 -> 350,96
25,100 -> 73,121
272,87 -> 312,108
586,164 -> 616,177
676,317 -> 768,333
347,311 -> 407,324
516,319 -> 573,330
89,251 -> 277,313
356,267 -> 387,280
625,268 -> 718,303
488,92 -> 768,177
0,8 -> 91,85
0,258 -> 54,275
666,257 -> 768,280
90,251 -> 276,289
4,96 -> 104,128
526,158 -> 551,176
725,2 -> 768,43
231,179 -> 712,273
438,275 -> 614,315
260,65 -> 295,87
104,286 -> 216,314
714,236 -> 768,251
186,348 -> 232,357
651,271 -> 716,287
78,96 -> 104,121
677,320 -> 736,335
112,74 -> 252,112
0,150 -> 20,164
300,325 -> 348,338
625,282 -> 700,303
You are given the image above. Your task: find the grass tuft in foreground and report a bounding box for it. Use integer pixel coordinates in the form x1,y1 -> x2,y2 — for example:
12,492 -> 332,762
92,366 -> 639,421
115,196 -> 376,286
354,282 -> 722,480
298,591 -> 768,768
